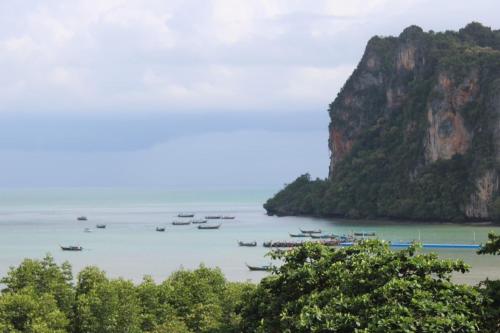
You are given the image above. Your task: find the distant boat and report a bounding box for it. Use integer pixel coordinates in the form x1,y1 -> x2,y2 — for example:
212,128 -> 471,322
61,245 -> 83,251
245,263 -> 272,271
205,215 -> 222,219
310,233 -> 338,239
84,228 -> 92,233
178,213 -> 195,218
354,232 -> 376,237
289,233 -> 309,238
238,241 -> 257,247
77,216 -> 87,221
300,228 -> 322,234
172,221 -> 191,226
191,219 -> 207,224
156,227 -> 166,232
221,216 -> 235,219
197,224 -> 221,230
96,224 -> 106,229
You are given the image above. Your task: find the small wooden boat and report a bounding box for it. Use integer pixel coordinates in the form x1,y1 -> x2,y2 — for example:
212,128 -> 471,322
238,241 -> 257,247
96,224 -> 106,229
156,227 -> 166,232
191,219 -> 207,224
205,215 -> 222,219
172,221 -> 191,226
354,232 -> 376,237
178,213 -> 195,218
246,263 -> 272,271
197,224 -> 221,230
221,216 -> 235,219
84,228 -> 92,233
77,216 -> 87,221
300,228 -> 322,234
289,233 -> 309,238
61,245 -> 83,251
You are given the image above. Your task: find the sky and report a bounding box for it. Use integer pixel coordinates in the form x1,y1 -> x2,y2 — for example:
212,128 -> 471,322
0,0 -> 498,188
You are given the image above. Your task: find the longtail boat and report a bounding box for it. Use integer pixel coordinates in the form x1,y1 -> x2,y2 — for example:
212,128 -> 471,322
191,219 -> 207,224
221,216 -> 235,219
198,224 -> 221,230
178,213 -> 195,218
238,241 -> 257,247
300,228 -> 322,234
156,227 -> 166,232
96,224 -> 106,229
77,216 -> 87,221
289,233 -> 309,238
245,263 -> 272,271
205,215 -> 222,219
354,232 -> 376,237
172,221 -> 191,226
61,245 -> 83,251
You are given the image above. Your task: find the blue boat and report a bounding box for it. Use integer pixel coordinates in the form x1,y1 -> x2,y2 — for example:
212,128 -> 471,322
339,242 -> 480,249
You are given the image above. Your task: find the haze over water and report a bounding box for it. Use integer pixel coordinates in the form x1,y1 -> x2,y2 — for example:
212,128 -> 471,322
0,187 -> 498,284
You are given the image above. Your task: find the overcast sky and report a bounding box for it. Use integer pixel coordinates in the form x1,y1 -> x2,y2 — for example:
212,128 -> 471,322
0,0 -> 498,188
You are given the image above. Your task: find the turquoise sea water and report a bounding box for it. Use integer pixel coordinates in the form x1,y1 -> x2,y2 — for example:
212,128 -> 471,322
0,188 -> 499,284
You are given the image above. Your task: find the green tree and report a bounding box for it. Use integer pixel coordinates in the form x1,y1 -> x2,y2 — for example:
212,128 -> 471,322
0,255 -> 74,328
477,232 -> 500,332
74,267 -> 141,333
241,241 -> 485,332
0,287 -> 68,333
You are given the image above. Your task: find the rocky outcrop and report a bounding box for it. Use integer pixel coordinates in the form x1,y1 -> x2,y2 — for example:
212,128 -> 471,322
266,23 -> 500,221
326,23 -> 500,220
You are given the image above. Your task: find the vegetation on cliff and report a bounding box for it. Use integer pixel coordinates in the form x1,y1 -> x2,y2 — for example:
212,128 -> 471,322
0,240 -> 498,332
265,23 -> 500,221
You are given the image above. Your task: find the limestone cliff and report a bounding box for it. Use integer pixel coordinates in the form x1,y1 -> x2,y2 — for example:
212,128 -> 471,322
266,23 -> 500,222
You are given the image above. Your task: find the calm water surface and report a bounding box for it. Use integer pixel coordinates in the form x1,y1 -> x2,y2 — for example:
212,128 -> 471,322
0,188 -> 498,284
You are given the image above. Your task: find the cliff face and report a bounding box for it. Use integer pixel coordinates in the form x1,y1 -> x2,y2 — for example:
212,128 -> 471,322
327,23 -> 500,220
266,23 -> 500,221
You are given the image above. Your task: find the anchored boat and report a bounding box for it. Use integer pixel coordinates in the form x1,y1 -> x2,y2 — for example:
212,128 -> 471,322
77,216 -> 87,221
300,228 -> 322,234
156,227 -> 166,232
96,224 -> 106,229
245,263 -> 272,271
197,224 -> 221,230
172,221 -> 191,226
238,241 -> 257,247
178,213 -> 195,218
289,233 -> 309,238
61,245 -> 83,251
192,219 -> 207,224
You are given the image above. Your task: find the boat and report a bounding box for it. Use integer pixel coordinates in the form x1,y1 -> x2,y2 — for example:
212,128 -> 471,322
354,232 -> 376,237
289,233 -> 309,238
191,219 -> 207,224
61,245 -> 83,251
197,224 -> 221,230
221,216 -> 235,219
339,242 -> 481,249
205,215 -> 222,219
263,239 -> 340,248
238,241 -> 257,247
300,228 -> 322,234
156,227 -> 166,232
96,224 -> 106,229
172,221 -> 191,226
77,216 -> 87,221
245,263 -> 272,271
310,233 -> 338,239
178,213 -> 195,218
84,228 -> 92,233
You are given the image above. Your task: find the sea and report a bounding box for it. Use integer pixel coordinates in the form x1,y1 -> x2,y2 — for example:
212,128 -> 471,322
0,187 -> 499,284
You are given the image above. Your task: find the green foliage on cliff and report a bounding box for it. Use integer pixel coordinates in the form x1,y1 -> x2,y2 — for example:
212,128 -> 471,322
0,243 -> 498,332
265,23 -> 500,221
